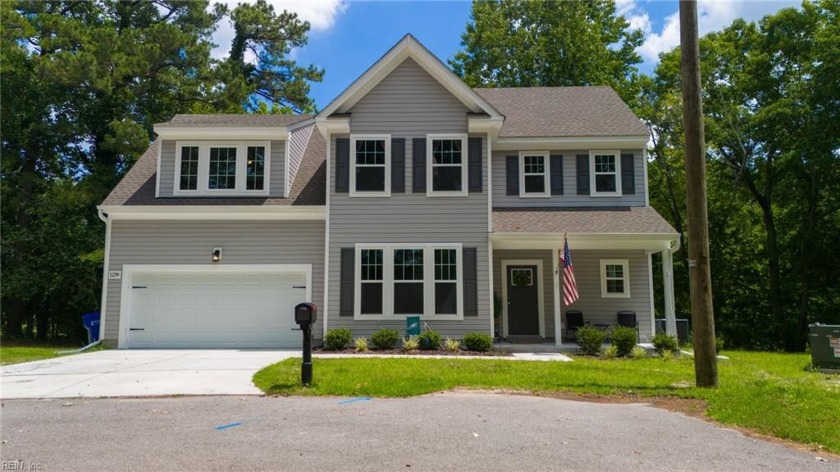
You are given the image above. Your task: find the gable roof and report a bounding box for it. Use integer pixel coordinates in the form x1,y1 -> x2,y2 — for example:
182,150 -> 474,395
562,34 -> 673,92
474,87 -> 649,138
317,34 -> 502,120
101,129 -> 325,208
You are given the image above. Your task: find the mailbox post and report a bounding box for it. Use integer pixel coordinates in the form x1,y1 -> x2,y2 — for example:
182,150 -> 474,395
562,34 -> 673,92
295,303 -> 317,386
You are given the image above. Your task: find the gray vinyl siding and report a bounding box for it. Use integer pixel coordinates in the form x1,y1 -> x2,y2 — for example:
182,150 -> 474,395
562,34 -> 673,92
347,58 -> 469,134
103,220 -> 325,347
491,150 -> 647,207
288,123 -> 314,190
493,249 -> 653,342
493,250 -> 556,340
327,58 -> 490,338
157,140 -> 286,198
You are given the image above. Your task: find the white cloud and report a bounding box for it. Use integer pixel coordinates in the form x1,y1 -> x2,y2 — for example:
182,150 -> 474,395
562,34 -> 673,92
211,0 -> 346,61
623,1 -> 800,64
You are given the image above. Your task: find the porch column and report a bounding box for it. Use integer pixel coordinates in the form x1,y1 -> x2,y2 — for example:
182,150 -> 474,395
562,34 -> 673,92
553,247 -> 562,345
663,248 -> 677,336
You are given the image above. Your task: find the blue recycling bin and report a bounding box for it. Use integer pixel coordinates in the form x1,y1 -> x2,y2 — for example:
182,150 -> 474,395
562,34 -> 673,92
82,311 -> 101,344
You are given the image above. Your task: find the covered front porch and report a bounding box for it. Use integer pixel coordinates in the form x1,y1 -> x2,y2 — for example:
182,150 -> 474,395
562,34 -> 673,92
490,207 -> 681,347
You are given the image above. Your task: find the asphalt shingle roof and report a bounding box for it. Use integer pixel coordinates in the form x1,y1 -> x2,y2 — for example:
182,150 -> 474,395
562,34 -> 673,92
493,207 -> 676,235
157,114 -> 312,127
474,87 -> 649,138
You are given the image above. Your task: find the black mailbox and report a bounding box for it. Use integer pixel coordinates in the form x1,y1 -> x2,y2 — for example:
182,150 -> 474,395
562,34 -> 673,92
295,302 -> 317,325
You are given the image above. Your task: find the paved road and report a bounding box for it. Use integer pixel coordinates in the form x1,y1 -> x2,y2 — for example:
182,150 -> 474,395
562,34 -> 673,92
1,393 -> 834,472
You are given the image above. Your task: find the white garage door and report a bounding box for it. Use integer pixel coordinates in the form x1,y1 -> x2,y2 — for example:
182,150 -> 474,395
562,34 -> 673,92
126,271 -> 307,348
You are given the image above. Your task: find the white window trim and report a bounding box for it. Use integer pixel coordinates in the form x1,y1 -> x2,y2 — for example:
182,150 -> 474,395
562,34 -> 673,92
600,259 -> 631,298
426,134 -> 469,197
350,134 -> 391,197
354,243 -> 464,320
589,150 -> 622,197
174,141 -> 271,197
518,151 -> 550,198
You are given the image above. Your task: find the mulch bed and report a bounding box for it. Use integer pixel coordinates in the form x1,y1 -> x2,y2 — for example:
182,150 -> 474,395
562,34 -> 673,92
314,347 -> 512,357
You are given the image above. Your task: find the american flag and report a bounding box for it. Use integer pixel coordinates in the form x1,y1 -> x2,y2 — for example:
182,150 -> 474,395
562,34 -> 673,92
561,236 -> 579,305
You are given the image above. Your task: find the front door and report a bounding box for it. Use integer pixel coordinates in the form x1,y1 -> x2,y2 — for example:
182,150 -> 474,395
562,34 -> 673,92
507,265 -> 539,336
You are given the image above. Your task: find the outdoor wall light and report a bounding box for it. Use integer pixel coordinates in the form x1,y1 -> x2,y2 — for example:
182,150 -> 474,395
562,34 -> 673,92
212,247 -> 222,263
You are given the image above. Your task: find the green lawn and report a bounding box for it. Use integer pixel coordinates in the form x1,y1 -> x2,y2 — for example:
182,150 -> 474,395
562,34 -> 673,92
0,343 -> 101,365
254,351 -> 840,454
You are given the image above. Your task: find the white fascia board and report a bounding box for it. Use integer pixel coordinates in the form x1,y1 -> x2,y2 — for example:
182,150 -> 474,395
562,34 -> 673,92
493,136 -> 650,151
98,205 -> 326,221
468,116 -> 504,139
317,35 -> 503,120
314,117 -> 350,138
153,126 -> 289,141
491,232 -> 677,251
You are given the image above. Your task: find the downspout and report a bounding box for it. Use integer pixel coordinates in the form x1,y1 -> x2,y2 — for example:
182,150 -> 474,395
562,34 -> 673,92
96,208 -> 111,347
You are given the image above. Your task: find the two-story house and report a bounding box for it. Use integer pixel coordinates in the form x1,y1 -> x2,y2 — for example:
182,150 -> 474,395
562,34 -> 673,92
97,35 -> 679,349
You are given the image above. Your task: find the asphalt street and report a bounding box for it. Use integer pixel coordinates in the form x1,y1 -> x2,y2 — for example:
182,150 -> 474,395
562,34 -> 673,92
1,393 -> 834,472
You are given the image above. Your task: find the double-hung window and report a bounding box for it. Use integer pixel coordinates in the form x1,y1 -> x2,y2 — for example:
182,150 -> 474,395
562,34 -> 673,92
519,151 -> 550,197
427,134 -> 468,196
589,150 -> 621,196
355,244 -> 463,319
600,259 -> 630,298
350,135 -> 390,196
175,142 -> 270,196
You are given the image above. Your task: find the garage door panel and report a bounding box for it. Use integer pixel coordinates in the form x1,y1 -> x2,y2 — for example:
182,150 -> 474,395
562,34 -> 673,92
127,270 -> 307,349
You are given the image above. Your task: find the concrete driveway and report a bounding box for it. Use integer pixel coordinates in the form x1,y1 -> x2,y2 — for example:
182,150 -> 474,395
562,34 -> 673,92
0,350 -> 298,399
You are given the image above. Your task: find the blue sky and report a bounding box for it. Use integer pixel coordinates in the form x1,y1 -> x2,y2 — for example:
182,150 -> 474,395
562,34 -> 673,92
212,1 -> 800,109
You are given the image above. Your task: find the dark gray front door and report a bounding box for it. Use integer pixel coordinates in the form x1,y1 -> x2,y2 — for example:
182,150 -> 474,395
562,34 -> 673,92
507,265 -> 539,336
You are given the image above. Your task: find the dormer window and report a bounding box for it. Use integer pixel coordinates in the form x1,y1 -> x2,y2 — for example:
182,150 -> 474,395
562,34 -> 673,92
175,142 -> 270,196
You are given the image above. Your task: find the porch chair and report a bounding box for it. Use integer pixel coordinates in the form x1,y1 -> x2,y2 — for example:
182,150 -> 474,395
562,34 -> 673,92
617,311 -> 640,340
564,310 -> 587,343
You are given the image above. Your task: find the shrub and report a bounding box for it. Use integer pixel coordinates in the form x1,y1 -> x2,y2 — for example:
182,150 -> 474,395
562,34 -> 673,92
610,326 -> 638,357
371,329 -> 400,350
354,337 -> 369,352
402,336 -> 420,352
442,337 -> 461,352
418,330 -> 442,350
462,332 -> 493,352
601,344 -> 618,359
651,332 -> 679,356
661,349 -> 674,361
324,328 -> 352,350
576,326 -> 606,356
716,335 -> 725,353
630,346 -> 648,359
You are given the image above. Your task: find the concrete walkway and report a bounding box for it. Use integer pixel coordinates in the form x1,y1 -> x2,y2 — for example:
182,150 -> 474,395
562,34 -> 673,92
1,349 -> 573,399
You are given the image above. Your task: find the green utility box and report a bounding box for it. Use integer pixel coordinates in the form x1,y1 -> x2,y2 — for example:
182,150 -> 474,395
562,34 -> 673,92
808,324 -> 840,371
406,316 -> 421,336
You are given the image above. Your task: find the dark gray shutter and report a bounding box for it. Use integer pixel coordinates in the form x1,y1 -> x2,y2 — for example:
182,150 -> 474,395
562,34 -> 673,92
576,154 -> 589,195
468,137 -> 482,193
412,138 -> 426,193
621,153 -> 635,195
340,248 -> 355,317
506,156 -> 519,195
463,247 -> 478,317
392,138 -> 405,193
550,154 -> 564,195
336,138 -> 350,193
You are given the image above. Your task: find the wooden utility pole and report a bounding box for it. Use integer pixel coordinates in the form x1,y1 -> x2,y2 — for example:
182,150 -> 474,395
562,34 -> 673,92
679,0 -> 718,387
